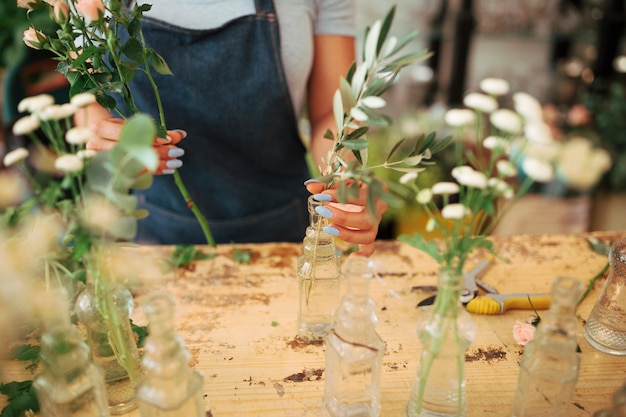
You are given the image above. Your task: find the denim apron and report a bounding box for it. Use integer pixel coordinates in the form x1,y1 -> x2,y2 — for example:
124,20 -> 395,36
126,0 -> 310,244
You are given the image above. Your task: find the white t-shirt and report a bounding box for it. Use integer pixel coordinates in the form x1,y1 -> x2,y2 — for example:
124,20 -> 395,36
137,0 -> 355,117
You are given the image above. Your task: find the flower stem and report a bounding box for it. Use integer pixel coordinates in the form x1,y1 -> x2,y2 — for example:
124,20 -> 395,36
172,170 -> 215,247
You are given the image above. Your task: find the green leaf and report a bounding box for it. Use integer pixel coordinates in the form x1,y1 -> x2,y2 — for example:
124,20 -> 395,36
377,5 -> 396,56
332,89 -> 344,133
341,138 -> 368,151
0,380 -> 39,417
387,136 -> 418,163
149,50 -> 173,76
130,172 -> 153,190
323,129 -> 335,140
233,247 -> 253,264
130,319 -> 148,348
11,345 -> 39,362
169,245 -> 216,269
338,76 -> 356,111
113,114 -> 158,172
122,37 -> 144,61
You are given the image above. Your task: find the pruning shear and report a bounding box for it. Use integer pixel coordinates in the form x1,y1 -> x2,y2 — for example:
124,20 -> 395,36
416,259 -> 552,315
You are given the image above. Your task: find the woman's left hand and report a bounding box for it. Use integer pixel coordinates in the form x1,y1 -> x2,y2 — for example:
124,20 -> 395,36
305,180 -> 387,257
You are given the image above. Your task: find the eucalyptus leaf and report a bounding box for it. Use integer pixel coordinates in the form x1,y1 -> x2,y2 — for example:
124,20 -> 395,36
112,114 -> 158,172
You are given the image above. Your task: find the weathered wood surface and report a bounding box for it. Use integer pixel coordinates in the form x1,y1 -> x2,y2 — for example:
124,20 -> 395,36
2,231 -> 626,416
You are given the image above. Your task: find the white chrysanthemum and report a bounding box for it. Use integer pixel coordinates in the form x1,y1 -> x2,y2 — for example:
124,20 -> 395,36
490,109 -> 522,133
442,203 -> 470,219
513,92 -> 543,124
524,122 -> 554,144
444,108 -> 475,127
463,92 -> 498,113
456,169 -> 488,189
488,177 -> 511,194
17,94 -> 54,114
522,157 -> 554,183
557,137 -> 612,190
482,135 -> 508,151
350,107 -> 368,122
360,96 -> 386,109
451,165 -> 474,181
479,78 -> 510,96
399,172 -> 419,184
12,115 -> 40,136
496,160 -> 517,177
431,181 -> 460,195
3,148 -> 30,167
76,149 -> 97,159
416,188 -> 433,204
65,127 -> 94,145
55,154 -> 84,173
38,103 -> 77,121
70,92 -> 97,108
425,217 -> 436,232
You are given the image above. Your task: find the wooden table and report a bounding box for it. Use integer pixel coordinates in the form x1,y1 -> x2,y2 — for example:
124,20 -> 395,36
2,231 -> 626,416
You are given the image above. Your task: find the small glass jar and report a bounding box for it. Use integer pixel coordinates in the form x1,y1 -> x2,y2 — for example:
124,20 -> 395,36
323,256 -> 385,417
136,292 -> 205,417
584,237 -> 626,355
297,196 -> 341,342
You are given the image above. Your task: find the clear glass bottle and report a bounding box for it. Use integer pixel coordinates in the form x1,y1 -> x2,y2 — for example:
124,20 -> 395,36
406,269 -> 476,417
33,290 -> 111,417
323,256 -> 385,417
584,237 -> 626,355
75,283 -> 143,415
297,195 -> 341,342
136,292 -> 205,417
510,276 -> 583,417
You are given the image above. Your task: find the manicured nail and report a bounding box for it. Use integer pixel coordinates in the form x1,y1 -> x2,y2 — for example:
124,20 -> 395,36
313,193 -> 332,202
157,136 -> 172,145
166,159 -> 183,169
161,169 -> 175,175
168,147 -> 185,158
174,129 -> 187,139
315,206 -> 333,219
323,226 -> 339,237
304,178 -> 320,185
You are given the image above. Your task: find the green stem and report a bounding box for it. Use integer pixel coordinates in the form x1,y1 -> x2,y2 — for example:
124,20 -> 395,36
578,262 -> 610,305
172,170 -> 215,247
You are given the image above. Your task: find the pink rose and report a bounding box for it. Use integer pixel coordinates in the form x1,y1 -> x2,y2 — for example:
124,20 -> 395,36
17,0 -> 38,10
512,320 -> 536,346
567,104 -> 591,127
53,1 -> 70,23
75,0 -> 105,22
23,27 -> 45,50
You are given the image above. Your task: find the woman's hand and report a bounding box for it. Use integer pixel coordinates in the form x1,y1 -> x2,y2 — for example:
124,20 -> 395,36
305,179 -> 387,257
85,118 -> 187,175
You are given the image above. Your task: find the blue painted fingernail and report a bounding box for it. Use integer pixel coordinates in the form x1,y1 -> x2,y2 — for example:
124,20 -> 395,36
161,169 -> 175,175
168,147 -> 185,158
315,206 -> 333,219
313,193 -> 332,202
174,129 -> 187,139
304,178 -> 321,185
166,159 -> 183,169
323,226 -> 339,237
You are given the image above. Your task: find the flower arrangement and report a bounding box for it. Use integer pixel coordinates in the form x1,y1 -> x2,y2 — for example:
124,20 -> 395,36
399,77 -> 557,416
18,0 -> 214,245
316,6 -> 450,217
2,92 -> 156,390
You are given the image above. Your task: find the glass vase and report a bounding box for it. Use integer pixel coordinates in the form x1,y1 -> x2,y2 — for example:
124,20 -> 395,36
136,292 -> 205,417
406,269 -> 476,417
297,195 -> 341,342
75,282 -> 143,415
33,290 -> 111,417
323,256 -> 385,417
584,237 -> 626,355
510,276 -> 583,417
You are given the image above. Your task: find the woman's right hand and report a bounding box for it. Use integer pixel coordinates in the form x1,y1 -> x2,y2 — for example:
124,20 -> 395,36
85,117 -> 187,175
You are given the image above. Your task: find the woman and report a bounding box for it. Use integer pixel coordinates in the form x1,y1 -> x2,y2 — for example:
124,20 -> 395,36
83,0 -> 386,256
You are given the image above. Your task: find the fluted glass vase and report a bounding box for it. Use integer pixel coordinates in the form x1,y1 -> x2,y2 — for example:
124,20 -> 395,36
75,282 -> 143,415
406,269 -> 476,417
297,195 -> 341,342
